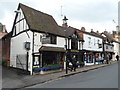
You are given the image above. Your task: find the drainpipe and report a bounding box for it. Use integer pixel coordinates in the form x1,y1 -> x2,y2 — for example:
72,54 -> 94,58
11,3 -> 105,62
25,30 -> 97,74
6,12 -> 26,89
32,31 -> 35,75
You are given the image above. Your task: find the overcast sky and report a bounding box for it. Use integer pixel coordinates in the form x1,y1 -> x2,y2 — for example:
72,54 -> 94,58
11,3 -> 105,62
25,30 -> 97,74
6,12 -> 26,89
0,0 -> 119,33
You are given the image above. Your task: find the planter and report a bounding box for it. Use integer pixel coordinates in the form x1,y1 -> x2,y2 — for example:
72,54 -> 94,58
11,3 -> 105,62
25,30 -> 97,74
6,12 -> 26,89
33,64 -> 64,72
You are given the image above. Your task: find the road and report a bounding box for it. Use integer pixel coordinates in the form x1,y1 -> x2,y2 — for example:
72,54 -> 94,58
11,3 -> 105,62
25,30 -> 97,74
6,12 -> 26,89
28,62 -> 119,88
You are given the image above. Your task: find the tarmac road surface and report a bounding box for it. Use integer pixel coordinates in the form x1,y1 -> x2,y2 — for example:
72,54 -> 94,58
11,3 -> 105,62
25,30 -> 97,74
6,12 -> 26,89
28,62 -> 119,88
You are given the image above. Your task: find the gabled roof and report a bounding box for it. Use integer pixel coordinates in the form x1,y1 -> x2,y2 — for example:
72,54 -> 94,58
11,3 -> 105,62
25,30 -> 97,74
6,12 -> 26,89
112,39 -> 120,44
90,30 -> 104,39
101,32 -> 113,42
80,27 -> 103,39
59,26 -> 84,41
18,3 -> 64,37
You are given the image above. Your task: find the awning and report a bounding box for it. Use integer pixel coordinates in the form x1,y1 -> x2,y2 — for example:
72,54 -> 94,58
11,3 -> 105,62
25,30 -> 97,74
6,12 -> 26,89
82,49 -> 103,53
39,46 -> 66,52
71,50 -> 79,53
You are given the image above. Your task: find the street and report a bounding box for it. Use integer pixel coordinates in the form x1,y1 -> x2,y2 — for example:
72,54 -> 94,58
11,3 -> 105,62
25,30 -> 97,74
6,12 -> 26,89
27,62 -> 119,88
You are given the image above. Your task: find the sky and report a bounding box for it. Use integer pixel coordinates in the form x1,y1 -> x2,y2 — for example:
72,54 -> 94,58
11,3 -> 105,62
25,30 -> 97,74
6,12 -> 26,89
0,0 -> 119,33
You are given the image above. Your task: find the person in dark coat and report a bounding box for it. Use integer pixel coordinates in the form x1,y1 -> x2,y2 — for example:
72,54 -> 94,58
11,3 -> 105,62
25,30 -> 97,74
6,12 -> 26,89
116,55 -> 119,61
72,55 -> 77,71
67,53 -> 73,71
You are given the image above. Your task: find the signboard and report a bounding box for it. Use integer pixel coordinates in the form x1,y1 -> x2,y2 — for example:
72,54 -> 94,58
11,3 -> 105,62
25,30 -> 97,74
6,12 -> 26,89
104,44 -> 114,52
42,37 -> 50,44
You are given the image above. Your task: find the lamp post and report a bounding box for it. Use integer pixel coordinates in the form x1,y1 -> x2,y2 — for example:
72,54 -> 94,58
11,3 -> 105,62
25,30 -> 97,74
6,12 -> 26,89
63,16 -> 68,74
24,42 -> 30,72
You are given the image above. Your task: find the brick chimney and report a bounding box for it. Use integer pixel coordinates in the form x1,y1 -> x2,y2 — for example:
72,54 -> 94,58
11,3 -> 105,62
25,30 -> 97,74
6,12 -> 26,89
96,30 -> 99,34
104,31 -> 108,34
81,27 -> 85,31
91,29 -> 93,33
2,25 -> 7,33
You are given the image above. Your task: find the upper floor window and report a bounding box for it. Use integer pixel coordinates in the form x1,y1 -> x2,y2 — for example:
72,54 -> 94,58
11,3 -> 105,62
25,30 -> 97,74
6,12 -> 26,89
51,35 -> 56,44
106,46 -> 108,49
71,39 -> 78,50
88,37 -> 91,48
42,34 -> 57,44
97,39 -> 100,44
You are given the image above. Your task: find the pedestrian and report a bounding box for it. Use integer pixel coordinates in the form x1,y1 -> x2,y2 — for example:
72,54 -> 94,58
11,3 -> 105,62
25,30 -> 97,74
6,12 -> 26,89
67,53 -> 72,71
101,55 -> 104,64
116,55 -> 119,61
109,54 -> 112,64
98,55 -> 102,64
106,55 -> 109,64
71,55 -> 77,71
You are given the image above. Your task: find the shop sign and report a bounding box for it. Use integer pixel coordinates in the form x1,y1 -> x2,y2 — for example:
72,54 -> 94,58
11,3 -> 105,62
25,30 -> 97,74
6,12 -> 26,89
42,37 -> 50,44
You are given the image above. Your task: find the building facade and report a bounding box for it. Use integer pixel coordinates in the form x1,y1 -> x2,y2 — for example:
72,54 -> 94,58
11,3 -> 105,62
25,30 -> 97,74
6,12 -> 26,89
9,3 -> 120,75
10,3 -> 66,75
81,28 -> 103,65
0,23 -> 9,65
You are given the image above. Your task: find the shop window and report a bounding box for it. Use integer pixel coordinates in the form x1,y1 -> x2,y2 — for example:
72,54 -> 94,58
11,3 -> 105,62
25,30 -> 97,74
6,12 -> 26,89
42,52 -> 58,66
106,46 -> 108,49
33,55 -> 40,66
71,39 -> 78,50
86,55 -> 93,63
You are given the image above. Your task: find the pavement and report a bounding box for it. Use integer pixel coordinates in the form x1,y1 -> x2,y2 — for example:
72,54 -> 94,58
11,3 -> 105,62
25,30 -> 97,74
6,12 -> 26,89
29,62 -> 118,88
2,61 -> 118,90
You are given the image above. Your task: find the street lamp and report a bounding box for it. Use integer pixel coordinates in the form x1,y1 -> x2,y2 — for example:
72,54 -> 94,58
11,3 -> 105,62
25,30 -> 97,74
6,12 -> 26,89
24,42 -> 30,72
63,16 -> 68,74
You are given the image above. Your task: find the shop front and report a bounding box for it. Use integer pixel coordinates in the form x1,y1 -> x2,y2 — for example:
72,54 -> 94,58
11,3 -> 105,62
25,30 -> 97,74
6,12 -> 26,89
32,46 -> 65,74
66,50 -> 85,67
83,50 -> 103,65
103,43 -> 114,62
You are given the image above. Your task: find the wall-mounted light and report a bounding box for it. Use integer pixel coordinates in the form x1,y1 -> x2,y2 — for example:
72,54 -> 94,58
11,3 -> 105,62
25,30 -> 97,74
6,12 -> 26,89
24,42 -> 30,51
14,10 -> 21,13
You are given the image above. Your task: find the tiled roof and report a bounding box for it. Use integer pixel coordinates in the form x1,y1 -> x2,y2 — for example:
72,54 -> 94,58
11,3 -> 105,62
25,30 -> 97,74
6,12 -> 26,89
66,26 -> 75,37
80,27 -> 103,39
19,3 -> 65,37
67,26 -> 84,41
101,32 -> 114,42
90,31 -> 104,39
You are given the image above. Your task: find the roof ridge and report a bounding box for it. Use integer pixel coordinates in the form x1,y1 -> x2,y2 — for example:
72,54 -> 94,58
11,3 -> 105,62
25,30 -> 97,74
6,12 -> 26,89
19,3 -> 53,18
17,3 -> 65,37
